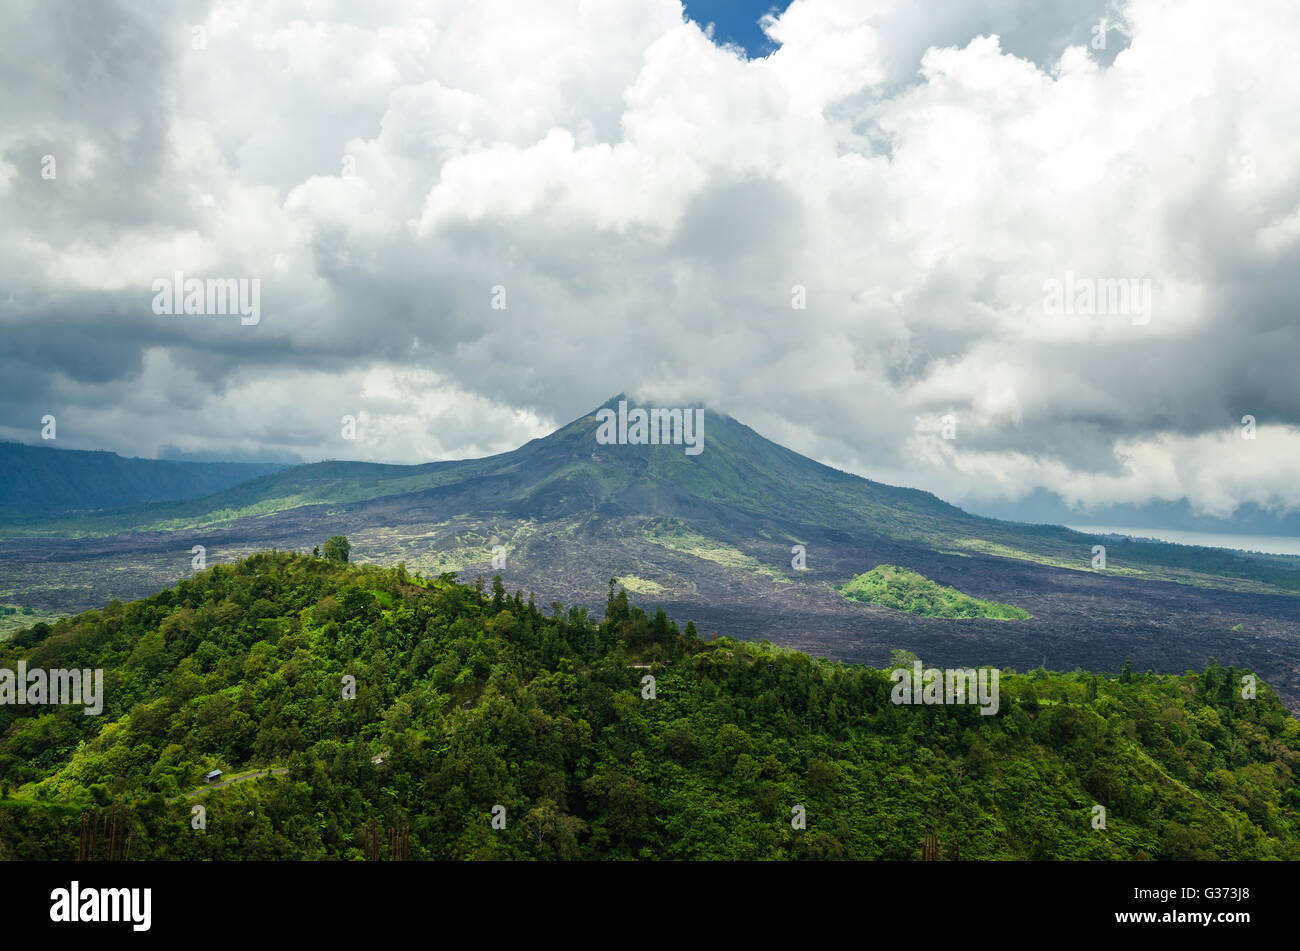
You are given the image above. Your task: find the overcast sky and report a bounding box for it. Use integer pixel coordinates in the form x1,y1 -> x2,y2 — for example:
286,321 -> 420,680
2,0 -> 1298,520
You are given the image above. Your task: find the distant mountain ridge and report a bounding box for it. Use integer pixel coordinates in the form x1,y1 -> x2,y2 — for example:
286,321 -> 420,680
0,442 -> 286,516
966,489 -> 1300,538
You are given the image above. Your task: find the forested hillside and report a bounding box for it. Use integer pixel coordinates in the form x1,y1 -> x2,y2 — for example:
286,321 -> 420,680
1,550 -> 1297,860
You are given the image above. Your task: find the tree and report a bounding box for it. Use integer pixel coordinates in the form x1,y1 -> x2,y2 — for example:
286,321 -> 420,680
1120,658 -> 1133,684
605,586 -> 630,624
888,648 -> 920,670
323,536 -> 350,563
526,798 -> 586,859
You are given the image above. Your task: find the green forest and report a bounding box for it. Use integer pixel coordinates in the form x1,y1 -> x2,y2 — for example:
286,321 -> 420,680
1,548 -> 1297,860
840,564 -> 1032,620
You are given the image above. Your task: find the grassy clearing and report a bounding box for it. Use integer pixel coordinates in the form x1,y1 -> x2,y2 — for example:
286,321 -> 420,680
641,518 -> 790,584
616,575 -> 668,596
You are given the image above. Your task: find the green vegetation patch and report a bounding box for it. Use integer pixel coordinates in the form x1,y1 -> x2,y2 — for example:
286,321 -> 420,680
615,575 -> 668,596
840,564 -> 1031,620
641,517 -> 789,583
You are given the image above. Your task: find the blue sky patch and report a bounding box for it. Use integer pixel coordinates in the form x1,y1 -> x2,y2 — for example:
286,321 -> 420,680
682,0 -> 792,58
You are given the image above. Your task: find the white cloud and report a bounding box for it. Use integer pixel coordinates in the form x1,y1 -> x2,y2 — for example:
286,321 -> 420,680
3,0 -> 1299,521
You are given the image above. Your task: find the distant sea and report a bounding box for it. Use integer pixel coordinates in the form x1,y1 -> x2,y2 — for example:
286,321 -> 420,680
1066,526 -> 1300,557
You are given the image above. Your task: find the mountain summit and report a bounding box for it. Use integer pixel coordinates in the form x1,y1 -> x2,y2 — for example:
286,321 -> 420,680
449,394 -> 967,534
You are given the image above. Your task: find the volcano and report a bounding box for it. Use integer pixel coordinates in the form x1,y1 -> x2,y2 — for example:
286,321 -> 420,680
3,395 -> 1299,708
